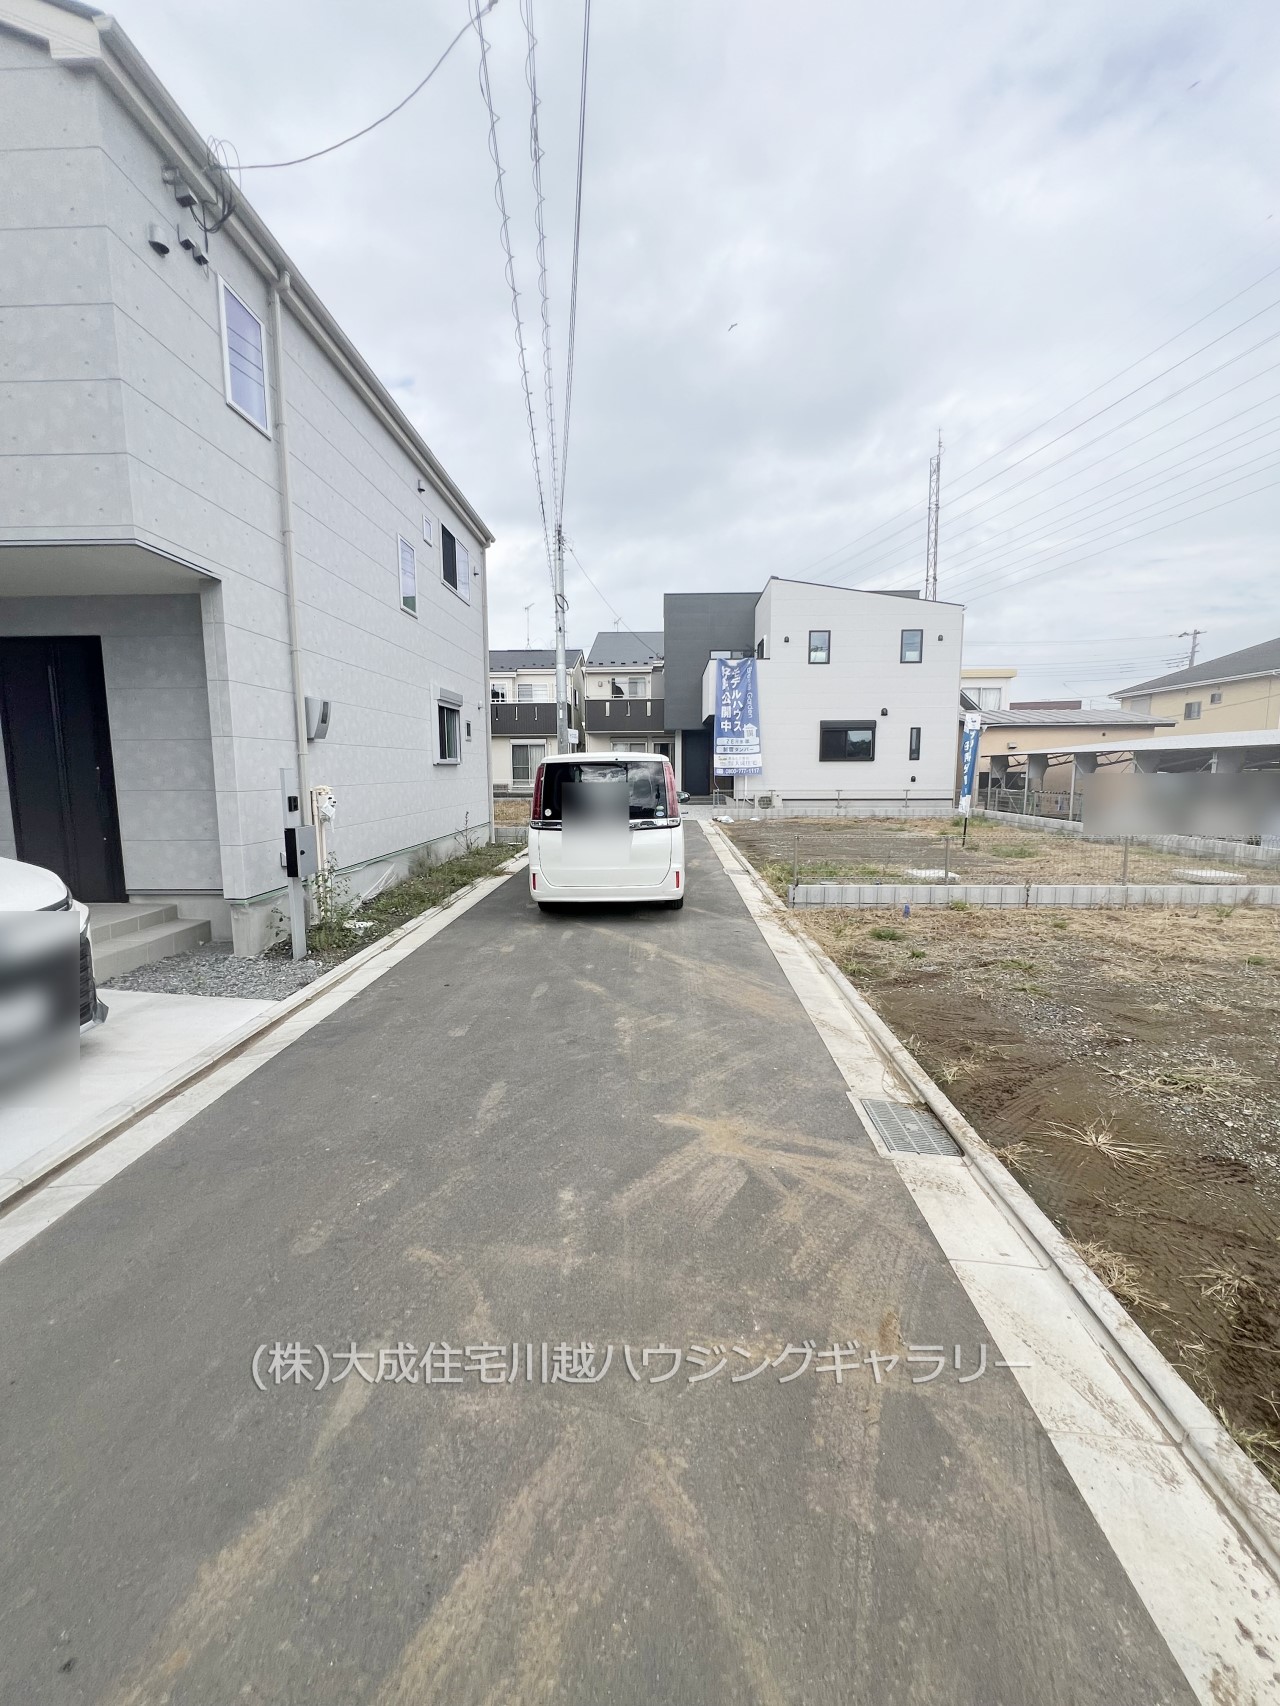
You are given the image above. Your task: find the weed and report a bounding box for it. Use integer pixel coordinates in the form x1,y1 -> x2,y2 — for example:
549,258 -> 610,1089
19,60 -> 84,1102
947,899 -> 970,911
1051,918 -> 1068,930
1050,1117 -> 1155,1167
1194,1265 -> 1263,1313
1217,1406 -> 1280,1483
908,948 -> 927,959
1070,1239 -> 1169,1312
991,842 -> 1039,859
1246,955 -> 1268,966
1117,1057 -> 1253,1101
1000,958 -> 1034,972
996,1139 -> 1033,1171
870,926 -> 903,942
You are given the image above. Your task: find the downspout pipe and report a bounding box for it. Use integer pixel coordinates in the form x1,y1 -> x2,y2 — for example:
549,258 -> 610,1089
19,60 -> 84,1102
268,270 -> 310,825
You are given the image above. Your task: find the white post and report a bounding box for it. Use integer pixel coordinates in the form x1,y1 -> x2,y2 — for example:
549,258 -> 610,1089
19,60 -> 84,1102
554,523 -> 568,753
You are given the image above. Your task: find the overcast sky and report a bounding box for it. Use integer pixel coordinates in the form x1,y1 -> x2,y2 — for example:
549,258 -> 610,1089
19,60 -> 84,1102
114,0 -> 1280,703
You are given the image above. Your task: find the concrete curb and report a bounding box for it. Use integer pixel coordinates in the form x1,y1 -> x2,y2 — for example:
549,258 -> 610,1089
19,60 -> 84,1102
705,820 -> 1280,1581
0,855 -> 524,1219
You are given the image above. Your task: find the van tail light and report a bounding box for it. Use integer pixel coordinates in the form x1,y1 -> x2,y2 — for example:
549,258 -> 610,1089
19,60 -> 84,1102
675,869 -> 681,889
664,758 -> 679,819
531,763 -> 545,822
531,872 -> 537,890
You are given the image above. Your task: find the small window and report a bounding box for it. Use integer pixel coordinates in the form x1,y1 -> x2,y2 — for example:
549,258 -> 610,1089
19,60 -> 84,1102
218,278 -> 269,434
1184,700 -> 1202,720
819,720 -> 876,762
518,681 -> 551,702
511,741 -> 545,785
491,682 -> 509,702
1209,691 -> 1222,705
465,720 -> 472,739
808,630 -> 831,665
975,687 -> 1002,710
756,637 -> 766,660
398,536 -> 417,616
627,676 -> 645,697
441,525 -> 471,603
909,726 -> 921,761
438,702 -> 461,761
422,513 -> 434,546
900,629 -> 924,664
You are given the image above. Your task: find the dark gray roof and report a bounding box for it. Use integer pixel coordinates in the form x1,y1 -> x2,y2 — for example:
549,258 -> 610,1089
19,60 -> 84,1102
489,648 -> 582,671
977,706 -> 1177,728
1114,635 -> 1280,696
586,630 -> 664,667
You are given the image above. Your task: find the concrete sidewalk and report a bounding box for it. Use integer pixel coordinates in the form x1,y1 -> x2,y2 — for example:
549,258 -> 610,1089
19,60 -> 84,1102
0,837 -> 1208,1703
0,989 -> 271,1194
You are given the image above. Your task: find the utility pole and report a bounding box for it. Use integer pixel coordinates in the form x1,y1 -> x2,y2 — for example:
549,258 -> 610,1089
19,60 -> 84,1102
523,601 -> 535,648
1179,627 -> 1204,668
924,429 -> 942,601
554,523 -> 569,752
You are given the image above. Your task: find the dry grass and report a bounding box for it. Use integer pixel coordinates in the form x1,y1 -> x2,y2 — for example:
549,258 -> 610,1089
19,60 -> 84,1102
1048,1117 -> 1156,1168
493,796 -> 531,823
1070,1239 -> 1170,1312
1113,1057 -> 1255,1102
1193,1264 -> 1264,1314
1217,1407 -> 1280,1480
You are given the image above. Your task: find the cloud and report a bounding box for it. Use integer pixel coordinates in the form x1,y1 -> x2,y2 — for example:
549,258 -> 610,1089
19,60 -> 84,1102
113,0 -> 1280,700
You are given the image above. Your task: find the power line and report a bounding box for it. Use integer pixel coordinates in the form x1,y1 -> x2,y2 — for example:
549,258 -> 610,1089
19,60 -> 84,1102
959,469 -> 1280,606
948,447 -> 1280,603
470,0 -> 553,582
520,0 -> 559,516
939,423 -> 1280,595
858,350 -> 1280,591
240,4 -> 497,170
565,543 -> 658,660
556,0 -> 592,528
797,258 -> 1280,584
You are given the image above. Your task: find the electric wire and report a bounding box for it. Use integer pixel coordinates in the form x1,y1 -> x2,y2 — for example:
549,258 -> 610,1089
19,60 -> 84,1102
856,349 -> 1280,590
566,543 -> 659,660
950,451 -> 1280,602
794,259 -> 1280,584
239,4 -> 497,170
520,0 -> 559,520
556,0 -> 592,528
470,0 -> 554,583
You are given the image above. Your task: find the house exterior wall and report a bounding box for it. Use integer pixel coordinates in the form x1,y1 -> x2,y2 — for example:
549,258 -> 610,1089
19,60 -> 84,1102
0,16 -> 491,950
488,658 -> 583,788
979,719 -> 1166,769
663,592 -> 758,727
750,580 -> 963,802
1119,677 -> 1280,736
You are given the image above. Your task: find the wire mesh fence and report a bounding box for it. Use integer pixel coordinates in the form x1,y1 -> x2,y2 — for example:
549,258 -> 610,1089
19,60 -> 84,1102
726,815 -> 1280,892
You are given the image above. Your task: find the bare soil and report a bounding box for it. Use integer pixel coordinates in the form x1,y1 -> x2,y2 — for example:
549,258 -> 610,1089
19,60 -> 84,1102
728,827 -> 1280,1484
728,813 -> 1274,888
494,796 -> 532,823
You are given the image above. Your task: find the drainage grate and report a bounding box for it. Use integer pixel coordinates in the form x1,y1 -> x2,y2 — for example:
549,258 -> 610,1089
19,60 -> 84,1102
860,1099 -> 962,1157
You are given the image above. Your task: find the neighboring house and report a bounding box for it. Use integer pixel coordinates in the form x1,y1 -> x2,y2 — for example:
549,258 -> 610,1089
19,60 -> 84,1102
1113,637 -> 1280,735
582,631 -> 671,759
965,701 -> 1176,788
489,648 -> 584,792
664,580 -> 963,805
960,665 -> 1017,711
0,1 -> 492,955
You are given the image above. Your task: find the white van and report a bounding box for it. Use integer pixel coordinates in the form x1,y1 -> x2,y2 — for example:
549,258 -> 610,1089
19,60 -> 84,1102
528,754 -> 685,911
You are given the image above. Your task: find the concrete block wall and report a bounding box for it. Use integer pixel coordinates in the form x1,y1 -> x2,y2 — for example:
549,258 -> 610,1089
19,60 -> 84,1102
789,881 -> 1280,909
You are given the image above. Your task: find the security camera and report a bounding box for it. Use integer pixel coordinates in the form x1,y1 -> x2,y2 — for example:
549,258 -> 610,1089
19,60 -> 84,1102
146,223 -> 171,256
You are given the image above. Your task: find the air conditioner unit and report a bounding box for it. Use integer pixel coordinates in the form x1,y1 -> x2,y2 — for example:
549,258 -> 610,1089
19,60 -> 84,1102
757,793 -> 774,808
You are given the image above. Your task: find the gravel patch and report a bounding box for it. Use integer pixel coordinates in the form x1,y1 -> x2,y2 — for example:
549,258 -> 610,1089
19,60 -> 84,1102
102,942 -> 330,1001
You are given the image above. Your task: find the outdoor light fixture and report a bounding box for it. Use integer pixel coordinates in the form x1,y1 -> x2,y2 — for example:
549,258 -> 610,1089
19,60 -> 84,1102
146,222 -> 171,255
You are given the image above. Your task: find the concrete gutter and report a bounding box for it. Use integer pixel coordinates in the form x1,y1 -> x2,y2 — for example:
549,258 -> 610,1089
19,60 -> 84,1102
707,820 -> 1280,1581
0,857 -> 523,1219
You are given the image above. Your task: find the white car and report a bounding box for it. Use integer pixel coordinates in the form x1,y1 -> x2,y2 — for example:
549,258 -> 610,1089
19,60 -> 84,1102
528,754 -> 685,911
0,854 -> 106,1033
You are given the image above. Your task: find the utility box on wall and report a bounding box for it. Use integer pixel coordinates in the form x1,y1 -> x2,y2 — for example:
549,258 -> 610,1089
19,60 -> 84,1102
283,823 -> 317,880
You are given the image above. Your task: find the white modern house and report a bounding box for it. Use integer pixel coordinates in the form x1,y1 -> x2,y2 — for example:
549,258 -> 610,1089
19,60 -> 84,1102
582,630 -> 672,758
666,579 -> 963,804
0,0 -> 493,955
489,647 -> 584,793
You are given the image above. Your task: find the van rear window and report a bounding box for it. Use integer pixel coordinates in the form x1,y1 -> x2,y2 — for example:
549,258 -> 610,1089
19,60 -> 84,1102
538,761 -> 668,821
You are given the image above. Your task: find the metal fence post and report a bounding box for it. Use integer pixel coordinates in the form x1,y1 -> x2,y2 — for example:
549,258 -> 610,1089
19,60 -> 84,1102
1121,835 -> 1131,886
793,833 -> 799,896
942,834 -> 951,885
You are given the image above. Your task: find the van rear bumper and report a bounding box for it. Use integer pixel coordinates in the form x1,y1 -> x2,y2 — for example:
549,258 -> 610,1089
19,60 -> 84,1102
528,869 -> 683,905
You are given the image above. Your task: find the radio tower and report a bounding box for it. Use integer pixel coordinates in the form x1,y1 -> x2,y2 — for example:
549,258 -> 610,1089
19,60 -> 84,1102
924,430 -> 942,601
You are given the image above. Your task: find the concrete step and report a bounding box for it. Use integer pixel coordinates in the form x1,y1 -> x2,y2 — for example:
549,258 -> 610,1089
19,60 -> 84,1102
89,903 -> 179,945
93,917 -> 212,981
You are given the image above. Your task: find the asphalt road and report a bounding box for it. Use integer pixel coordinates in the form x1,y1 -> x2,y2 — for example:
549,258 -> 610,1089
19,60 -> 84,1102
0,832 -> 1195,1704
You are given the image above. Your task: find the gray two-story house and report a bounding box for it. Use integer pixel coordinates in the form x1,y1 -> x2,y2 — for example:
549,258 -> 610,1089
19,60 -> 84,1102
0,0 -> 493,954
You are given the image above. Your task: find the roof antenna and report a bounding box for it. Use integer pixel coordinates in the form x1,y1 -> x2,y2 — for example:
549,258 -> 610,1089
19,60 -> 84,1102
524,602 -> 535,648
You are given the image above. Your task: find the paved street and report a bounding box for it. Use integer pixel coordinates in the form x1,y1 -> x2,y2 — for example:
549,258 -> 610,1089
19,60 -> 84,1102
0,833 -> 1195,1705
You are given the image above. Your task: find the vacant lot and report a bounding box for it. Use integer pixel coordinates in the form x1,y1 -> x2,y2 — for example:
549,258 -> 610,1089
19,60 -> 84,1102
729,813 -> 1272,888
494,795 -> 532,823
728,825 -> 1280,1484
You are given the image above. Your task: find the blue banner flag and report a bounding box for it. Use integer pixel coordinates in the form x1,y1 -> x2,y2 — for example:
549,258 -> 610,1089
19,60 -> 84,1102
713,657 -> 763,776
957,711 -> 982,815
